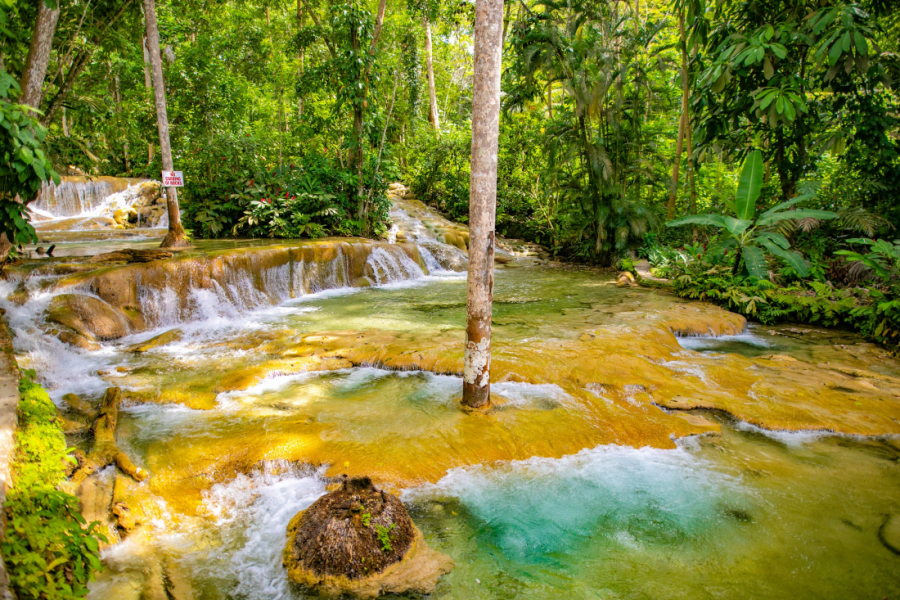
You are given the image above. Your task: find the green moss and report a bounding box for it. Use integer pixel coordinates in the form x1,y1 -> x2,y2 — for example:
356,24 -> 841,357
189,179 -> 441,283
2,374 -> 105,599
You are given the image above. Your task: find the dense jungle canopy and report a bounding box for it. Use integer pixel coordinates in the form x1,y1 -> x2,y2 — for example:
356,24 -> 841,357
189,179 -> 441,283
2,0 -> 899,263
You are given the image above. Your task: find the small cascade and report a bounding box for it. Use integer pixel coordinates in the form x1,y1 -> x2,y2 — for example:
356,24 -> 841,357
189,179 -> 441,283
365,246 -> 426,285
34,178 -> 114,217
136,247 -> 354,328
30,176 -> 166,232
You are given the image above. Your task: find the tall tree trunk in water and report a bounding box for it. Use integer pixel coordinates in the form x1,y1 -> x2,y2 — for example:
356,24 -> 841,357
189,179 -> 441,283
461,0 -> 503,410
143,0 -> 190,249
666,10 -> 690,220
424,16 -> 440,131
20,0 -> 60,109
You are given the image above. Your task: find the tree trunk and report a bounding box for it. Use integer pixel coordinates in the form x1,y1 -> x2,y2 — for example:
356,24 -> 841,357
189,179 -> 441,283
143,36 -> 152,88
685,109 -> 698,242
298,1 -> 304,119
143,0 -> 191,249
371,0 -> 387,49
20,0 -> 61,109
424,16 -> 440,132
666,10 -> 690,220
461,0 -> 503,410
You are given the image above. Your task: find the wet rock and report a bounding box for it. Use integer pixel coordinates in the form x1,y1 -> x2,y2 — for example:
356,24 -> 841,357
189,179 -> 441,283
57,329 -> 102,351
64,392 -> 99,419
494,249 -> 514,264
47,293 -> 133,341
76,467 -> 118,548
283,476 -> 453,598
617,271 -> 637,287
879,514 -> 900,556
87,248 -> 174,264
127,329 -> 183,353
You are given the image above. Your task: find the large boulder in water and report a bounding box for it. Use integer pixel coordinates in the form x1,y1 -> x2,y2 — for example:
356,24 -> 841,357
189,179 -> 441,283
46,293 -> 134,341
283,476 -> 453,598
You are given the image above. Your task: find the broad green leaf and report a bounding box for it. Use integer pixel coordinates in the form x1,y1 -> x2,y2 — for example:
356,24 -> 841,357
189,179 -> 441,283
853,31 -> 867,55
742,245 -> 767,279
756,231 -> 790,249
666,214 -> 729,229
723,217 -> 752,235
757,209 -> 839,227
829,39 -> 843,64
758,239 -> 809,276
783,98 -> 796,121
758,192 -> 817,219
735,150 -> 763,220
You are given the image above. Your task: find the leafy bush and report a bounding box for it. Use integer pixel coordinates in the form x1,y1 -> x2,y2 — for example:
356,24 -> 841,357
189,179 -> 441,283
0,70 -> 59,246
2,376 -> 105,599
180,144 -> 390,239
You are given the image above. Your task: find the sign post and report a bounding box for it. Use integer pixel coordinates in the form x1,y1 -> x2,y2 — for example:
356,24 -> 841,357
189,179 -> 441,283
161,170 -> 184,187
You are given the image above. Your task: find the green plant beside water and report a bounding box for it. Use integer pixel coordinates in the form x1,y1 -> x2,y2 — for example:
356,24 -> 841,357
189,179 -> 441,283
375,523 -> 396,552
2,373 -> 105,599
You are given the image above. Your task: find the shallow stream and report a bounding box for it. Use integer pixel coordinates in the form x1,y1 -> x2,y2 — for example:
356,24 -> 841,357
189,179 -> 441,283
5,181 -> 899,598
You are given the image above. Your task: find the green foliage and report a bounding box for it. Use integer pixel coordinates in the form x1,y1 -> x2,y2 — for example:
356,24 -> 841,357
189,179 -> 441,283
374,522 -> 396,552
836,238 -> 900,345
692,0 -> 895,201
0,69 -> 59,246
3,378 -> 105,600
668,150 -> 837,278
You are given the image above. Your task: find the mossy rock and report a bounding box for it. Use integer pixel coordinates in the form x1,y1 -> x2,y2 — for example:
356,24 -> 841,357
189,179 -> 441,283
283,476 -> 453,598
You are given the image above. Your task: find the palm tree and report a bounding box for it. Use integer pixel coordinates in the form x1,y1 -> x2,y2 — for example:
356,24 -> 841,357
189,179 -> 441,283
505,0 -> 654,265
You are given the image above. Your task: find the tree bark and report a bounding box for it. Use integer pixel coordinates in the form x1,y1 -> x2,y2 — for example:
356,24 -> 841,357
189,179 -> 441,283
143,36 -> 152,88
20,0 -> 61,109
371,0 -> 387,51
424,16 -> 440,132
462,0 -> 503,410
143,0 -> 191,248
666,10 -> 690,220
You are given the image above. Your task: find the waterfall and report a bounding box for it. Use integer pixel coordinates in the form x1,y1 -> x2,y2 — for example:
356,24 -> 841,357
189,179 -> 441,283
33,178 -> 114,217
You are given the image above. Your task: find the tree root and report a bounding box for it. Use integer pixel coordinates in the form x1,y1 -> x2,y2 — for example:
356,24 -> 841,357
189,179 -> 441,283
68,387 -> 148,489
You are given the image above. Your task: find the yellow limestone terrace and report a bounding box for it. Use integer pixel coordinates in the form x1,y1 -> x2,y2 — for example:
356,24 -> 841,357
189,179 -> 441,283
44,240 -> 429,342
108,301 -> 900,517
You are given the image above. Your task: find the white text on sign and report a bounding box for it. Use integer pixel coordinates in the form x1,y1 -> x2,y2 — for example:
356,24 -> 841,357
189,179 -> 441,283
162,171 -> 184,187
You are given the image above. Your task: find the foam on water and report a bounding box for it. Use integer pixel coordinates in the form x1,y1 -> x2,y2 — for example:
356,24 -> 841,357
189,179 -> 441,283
677,331 -> 771,351
405,443 -> 743,563
192,463 -> 327,600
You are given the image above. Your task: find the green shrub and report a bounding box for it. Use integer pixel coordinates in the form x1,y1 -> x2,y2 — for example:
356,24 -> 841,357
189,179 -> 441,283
2,376 -> 105,599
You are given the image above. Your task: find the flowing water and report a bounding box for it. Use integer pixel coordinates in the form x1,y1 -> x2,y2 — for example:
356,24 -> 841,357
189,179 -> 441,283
4,180 -> 899,598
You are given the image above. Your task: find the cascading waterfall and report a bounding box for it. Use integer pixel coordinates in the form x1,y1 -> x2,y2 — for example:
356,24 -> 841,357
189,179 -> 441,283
30,177 -> 167,230
33,178 -> 114,217
365,246 -> 426,285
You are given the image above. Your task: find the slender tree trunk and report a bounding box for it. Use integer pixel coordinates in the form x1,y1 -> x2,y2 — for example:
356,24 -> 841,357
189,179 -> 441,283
547,80 -> 553,118
666,10 -> 690,220
20,0 -> 61,109
143,0 -> 190,248
298,0 -> 304,119
424,16 -> 440,132
372,0 -> 387,48
462,0 -> 503,410
143,36 -> 152,88
685,109 -> 698,242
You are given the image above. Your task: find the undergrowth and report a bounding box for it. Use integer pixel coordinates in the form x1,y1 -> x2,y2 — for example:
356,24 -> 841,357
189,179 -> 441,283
2,372 -> 105,599
671,267 -> 900,351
